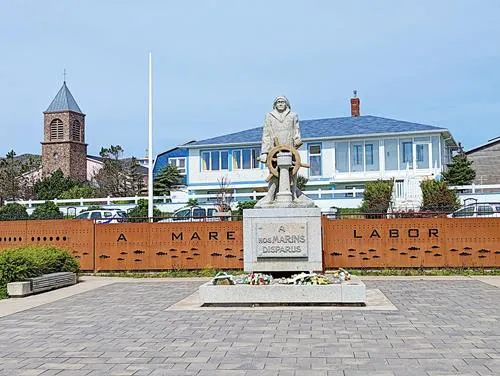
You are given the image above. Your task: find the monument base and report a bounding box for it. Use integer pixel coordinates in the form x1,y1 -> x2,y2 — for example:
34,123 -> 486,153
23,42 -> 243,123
243,207 -> 322,273
199,276 -> 366,305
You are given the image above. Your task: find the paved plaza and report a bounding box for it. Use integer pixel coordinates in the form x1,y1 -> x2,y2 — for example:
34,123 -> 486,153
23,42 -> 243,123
0,277 -> 498,376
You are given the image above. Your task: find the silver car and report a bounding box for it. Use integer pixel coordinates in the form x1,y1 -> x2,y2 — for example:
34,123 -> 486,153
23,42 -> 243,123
448,202 -> 500,218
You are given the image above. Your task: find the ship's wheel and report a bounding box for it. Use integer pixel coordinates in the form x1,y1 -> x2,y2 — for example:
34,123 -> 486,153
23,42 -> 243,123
264,144 -> 310,181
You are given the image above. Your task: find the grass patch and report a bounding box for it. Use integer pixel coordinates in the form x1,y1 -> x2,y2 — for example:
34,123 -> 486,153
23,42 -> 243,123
82,268 -> 243,279
345,268 -> 500,276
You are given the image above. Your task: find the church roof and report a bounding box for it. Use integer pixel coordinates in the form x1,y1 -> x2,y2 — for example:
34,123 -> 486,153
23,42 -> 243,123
189,115 -> 448,147
45,81 -> 83,113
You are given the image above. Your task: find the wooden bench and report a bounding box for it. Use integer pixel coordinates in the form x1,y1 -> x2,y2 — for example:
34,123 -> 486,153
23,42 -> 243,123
7,272 -> 77,297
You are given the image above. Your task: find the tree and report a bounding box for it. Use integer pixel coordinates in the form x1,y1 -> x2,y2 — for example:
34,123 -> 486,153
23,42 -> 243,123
296,175 -> 308,191
127,157 -> 145,195
0,203 -> 29,221
420,180 -> 460,212
34,169 -> 79,200
235,200 -> 256,216
31,201 -> 64,220
127,199 -> 162,222
93,145 -> 127,197
215,177 -> 233,212
153,164 -> 182,196
360,179 -> 394,214
0,150 -> 22,203
59,184 -> 96,200
442,153 -> 476,186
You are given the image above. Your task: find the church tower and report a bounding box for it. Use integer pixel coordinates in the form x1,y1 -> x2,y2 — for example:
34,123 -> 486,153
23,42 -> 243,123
41,82 -> 87,181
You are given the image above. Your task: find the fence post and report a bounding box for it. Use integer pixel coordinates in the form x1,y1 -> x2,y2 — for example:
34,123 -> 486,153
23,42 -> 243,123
352,187 -> 357,198
318,188 -> 322,199
28,199 -> 32,208
471,183 -> 476,194
252,190 -> 257,200
54,198 -> 58,206
79,197 -> 84,206
107,196 -> 111,205
134,195 -> 139,204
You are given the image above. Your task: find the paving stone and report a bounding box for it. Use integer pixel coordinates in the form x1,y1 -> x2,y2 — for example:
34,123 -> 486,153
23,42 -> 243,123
0,280 -> 498,376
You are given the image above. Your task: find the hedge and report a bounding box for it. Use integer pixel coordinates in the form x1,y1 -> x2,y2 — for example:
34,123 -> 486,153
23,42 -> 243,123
0,245 -> 80,298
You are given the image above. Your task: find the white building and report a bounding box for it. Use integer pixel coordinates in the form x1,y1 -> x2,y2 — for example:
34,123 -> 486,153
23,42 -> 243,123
154,96 -> 459,208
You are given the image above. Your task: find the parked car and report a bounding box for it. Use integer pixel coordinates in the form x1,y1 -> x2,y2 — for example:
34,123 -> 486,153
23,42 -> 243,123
447,202 -> 500,218
75,209 -> 128,223
159,205 -> 226,222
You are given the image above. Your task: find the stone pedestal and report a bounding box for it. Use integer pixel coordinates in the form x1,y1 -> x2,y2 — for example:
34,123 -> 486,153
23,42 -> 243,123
243,207 -> 322,273
199,276 -> 366,305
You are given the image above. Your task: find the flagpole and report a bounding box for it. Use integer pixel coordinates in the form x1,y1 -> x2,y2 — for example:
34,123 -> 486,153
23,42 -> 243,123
148,52 -> 153,221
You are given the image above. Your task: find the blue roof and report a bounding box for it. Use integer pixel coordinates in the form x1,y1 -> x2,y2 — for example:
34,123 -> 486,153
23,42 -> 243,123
190,115 -> 446,147
45,82 -> 83,113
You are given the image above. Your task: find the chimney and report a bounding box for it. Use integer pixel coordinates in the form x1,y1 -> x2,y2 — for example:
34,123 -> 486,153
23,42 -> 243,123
350,90 -> 360,117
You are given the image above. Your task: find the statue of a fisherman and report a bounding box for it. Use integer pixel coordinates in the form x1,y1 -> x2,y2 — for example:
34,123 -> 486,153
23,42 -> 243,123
255,96 -> 315,208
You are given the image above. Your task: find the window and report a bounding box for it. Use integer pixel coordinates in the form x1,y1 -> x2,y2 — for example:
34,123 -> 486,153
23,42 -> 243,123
201,150 -> 228,171
90,212 -> 102,219
335,142 -> 349,173
201,152 -> 210,171
400,139 -> 413,169
72,120 -> 81,142
308,144 -> 322,176
351,143 -> 364,172
50,119 -> 63,140
385,139 -> 398,170
432,136 -> 441,168
75,212 -> 89,219
416,144 -> 424,162
478,205 -> 494,217
174,209 -> 191,218
233,150 -> 241,169
365,141 -> 379,171
242,149 -> 251,169
232,147 -> 260,170
169,157 -> 186,175
402,142 -> 412,163
210,151 -> 220,170
416,143 -> 429,169
365,144 -> 374,165
192,208 -> 206,218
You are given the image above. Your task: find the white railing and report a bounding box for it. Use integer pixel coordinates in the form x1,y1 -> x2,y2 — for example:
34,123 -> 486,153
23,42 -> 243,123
4,187 -> 366,213
4,187 -> 365,207
5,184 -> 499,214
449,183 -> 500,193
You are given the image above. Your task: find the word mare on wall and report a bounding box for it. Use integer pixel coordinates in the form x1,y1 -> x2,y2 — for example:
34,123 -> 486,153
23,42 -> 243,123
0,218 -> 499,270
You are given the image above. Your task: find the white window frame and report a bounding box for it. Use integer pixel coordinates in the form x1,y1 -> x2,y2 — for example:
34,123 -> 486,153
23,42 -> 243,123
308,143 -> 322,177
169,157 -> 187,175
232,147 -> 260,170
200,150 -> 229,171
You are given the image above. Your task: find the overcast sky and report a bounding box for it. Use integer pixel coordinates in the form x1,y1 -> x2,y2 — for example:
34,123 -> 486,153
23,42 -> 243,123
1,0 -> 499,158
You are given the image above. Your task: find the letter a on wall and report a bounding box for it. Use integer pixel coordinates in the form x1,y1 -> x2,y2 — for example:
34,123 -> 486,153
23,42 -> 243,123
117,233 -> 127,242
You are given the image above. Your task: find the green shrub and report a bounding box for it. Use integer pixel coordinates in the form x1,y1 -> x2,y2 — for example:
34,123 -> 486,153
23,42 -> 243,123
338,207 -> 363,219
0,203 -> 29,221
420,179 -> 460,212
235,200 -> 257,216
187,198 -> 199,207
30,201 -> 64,220
360,179 -> 394,214
128,199 -> 162,222
0,245 -> 79,298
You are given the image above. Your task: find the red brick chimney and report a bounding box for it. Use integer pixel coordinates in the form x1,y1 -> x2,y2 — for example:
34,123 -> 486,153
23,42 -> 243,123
350,90 -> 360,117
